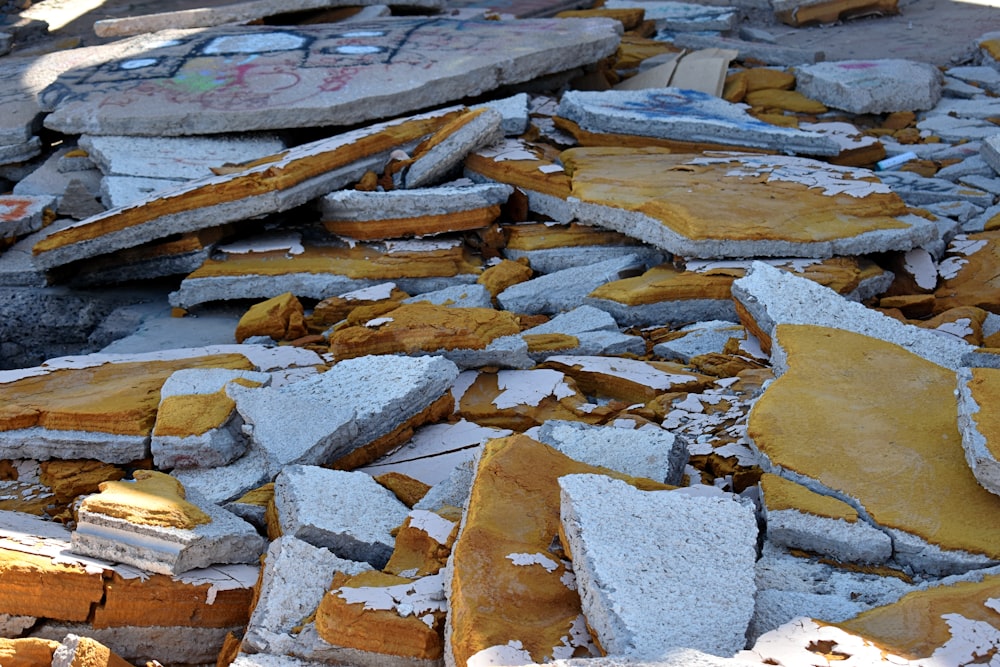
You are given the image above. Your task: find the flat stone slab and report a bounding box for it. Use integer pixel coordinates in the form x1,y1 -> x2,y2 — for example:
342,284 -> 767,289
794,59 -> 942,114
40,18 -> 621,136
732,261 -> 974,370
748,324 -> 1000,575
31,108 -> 466,270
561,148 -> 937,260
559,474 -> 756,658
957,367 -> 1000,497
273,465 -> 409,568
557,89 -> 840,156
72,489 -> 266,575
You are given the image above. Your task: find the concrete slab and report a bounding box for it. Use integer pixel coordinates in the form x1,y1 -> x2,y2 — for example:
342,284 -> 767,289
172,443 -> 272,505
563,148 -> 937,260
937,155 -> 995,182
795,59 -> 942,114
934,232 -> 1000,315
0,137 -> 42,166
917,114 -> 1000,142
947,65 -> 1000,94
957,367 -> 1000,496
228,354 -> 459,475
31,622 -> 237,666
877,170 -> 994,208
400,108 -> 505,189
960,173 -> 1000,196
32,108 -> 465,270
168,238 -> 483,309
274,465 -> 409,568
667,32 -> 824,66
476,93 -> 530,136
559,474 -> 756,658
403,283 -> 494,309
557,89 -> 840,156
243,535 -> 372,656
501,222 -> 663,275
604,0 -> 739,31
321,182 -> 512,241
521,305 -> 646,359
538,420 -> 687,483
0,194 -> 52,240
732,261 -> 974,370
41,19 -> 621,136
942,74 -> 984,98
653,320 -> 745,363
497,254 -> 646,315
72,488 -> 266,575
982,134 -> 1000,175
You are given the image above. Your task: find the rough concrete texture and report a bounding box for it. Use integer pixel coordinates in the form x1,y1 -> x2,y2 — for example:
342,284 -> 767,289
538,420 -> 688,483
31,622 -> 238,666
400,108 -> 505,189
956,367 -> 1000,497
878,170 -> 994,208
273,465 -> 410,568
557,89 -> 840,155
71,490 -> 266,575
497,253 -> 645,314
321,183 -> 513,223
794,59 -> 943,114
0,194 -> 53,239
40,19 -> 622,136
559,474 -> 757,658
243,536 -> 372,656
653,321 -> 745,363
732,261 -> 974,370
403,283 -> 494,309
983,134 -> 1000,175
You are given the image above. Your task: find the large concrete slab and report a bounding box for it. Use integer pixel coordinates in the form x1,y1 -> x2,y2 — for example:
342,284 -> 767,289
557,89 -> 840,156
795,59 -> 943,114
559,474 -> 756,658
40,18 -> 622,136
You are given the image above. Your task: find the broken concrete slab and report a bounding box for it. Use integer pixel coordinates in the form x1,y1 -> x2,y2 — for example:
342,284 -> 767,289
31,623 -> 238,666
748,324 -> 1000,575
398,108 -> 505,190
50,634 -> 132,667
0,194 -> 52,240
41,18 -> 622,136
228,354 -> 459,475
947,65 -> 1000,94
759,473 -> 893,564
918,114 -> 1000,143
878,170 -> 994,208
794,59 -> 942,114
520,305 -> 646,359
169,238 -> 484,309
403,283 -> 494,309
982,134 -> 1000,175
501,222 -> 662,275
732,261 -> 974,369
497,253 -> 646,315
559,474 -> 756,658
956,367 -> 1000,497
320,182 -> 512,241
273,464 -> 409,568
538,420 -> 687,483
542,354 -> 714,404
557,89 -> 840,156
562,148 -> 937,260
653,320 -> 745,362
32,108 -> 467,270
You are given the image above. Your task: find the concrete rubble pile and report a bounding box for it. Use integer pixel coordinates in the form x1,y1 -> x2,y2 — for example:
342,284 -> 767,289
3,0 -> 1000,664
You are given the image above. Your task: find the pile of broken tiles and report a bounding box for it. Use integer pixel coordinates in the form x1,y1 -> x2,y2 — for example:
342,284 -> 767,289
4,0 -> 1000,665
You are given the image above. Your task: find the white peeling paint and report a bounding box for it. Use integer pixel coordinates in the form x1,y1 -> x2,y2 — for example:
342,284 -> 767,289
950,235 -> 989,256
218,232 -> 304,256
547,355 -> 696,390
364,317 -> 393,328
383,238 -> 462,253
552,614 -> 598,660
335,572 -> 445,618
938,257 -> 969,280
934,318 -> 974,340
176,564 -> 259,605
538,164 -> 564,173
203,32 -> 307,55
493,369 -> 576,409
688,154 -> 893,198
506,552 -> 559,572
450,370 -> 479,406
904,248 -> 939,290
407,509 -> 456,545
467,640 -> 535,667
341,282 -> 397,301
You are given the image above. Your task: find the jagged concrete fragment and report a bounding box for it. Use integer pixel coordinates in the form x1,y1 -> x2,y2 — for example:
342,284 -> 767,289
41,19 -> 622,136
957,367 -> 1000,496
497,254 -> 646,315
795,59 -> 942,114
562,148 -> 936,260
605,0 -> 739,30
321,183 -> 512,240
0,194 -> 51,239
760,473 -> 892,564
400,108 -> 505,189
748,324 -> 1000,575
538,420 -> 687,483
878,170 -> 994,208
151,368 -> 270,470
732,261 -> 974,370
654,321 -> 745,362
559,474 -> 756,658
72,489 -> 265,575
229,354 -> 459,475
557,89 -> 839,155
274,465 -> 409,568
521,305 -> 645,359
982,134 -> 1000,175
32,108 -> 465,270
403,284 -> 494,309
243,535 -> 372,656
169,239 -> 483,309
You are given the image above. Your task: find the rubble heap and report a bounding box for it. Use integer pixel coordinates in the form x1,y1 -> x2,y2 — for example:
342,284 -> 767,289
3,0 -> 1000,666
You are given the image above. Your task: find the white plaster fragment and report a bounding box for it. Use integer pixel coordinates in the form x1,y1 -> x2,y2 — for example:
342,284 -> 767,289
334,572 -> 446,618
506,552 -> 560,572
493,369 -> 576,409
218,232 -> 304,256
407,509 -> 456,544
467,640 -> 535,667
904,248 -> 938,290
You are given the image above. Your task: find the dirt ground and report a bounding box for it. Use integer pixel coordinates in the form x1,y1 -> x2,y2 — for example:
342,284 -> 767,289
10,0 -> 1000,67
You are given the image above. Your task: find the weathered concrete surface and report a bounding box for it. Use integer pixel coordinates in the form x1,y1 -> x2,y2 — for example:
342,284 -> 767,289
795,59 -> 943,114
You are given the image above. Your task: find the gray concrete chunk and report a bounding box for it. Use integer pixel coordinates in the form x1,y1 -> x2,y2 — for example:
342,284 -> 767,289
559,474 -> 757,659
497,254 -> 646,315
795,59 -> 943,114
274,465 -> 409,568
957,367 -> 1000,497
321,183 -> 512,224
982,134 -> 1000,175
877,169 -> 994,208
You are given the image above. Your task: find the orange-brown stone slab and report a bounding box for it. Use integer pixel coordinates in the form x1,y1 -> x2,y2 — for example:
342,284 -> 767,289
235,292 -> 307,343
0,638 -> 60,667
542,355 -> 715,405
748,324 -> 1000,574
934,232 -> 1000,315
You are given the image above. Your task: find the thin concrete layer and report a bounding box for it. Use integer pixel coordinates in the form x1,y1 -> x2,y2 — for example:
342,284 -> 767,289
497,254 -> 646,315
274,465 -> 409,568
794,59 -> 943,114
71,491 -> 266,575
32,108 -> 465,270
956,367 -> 1000,496
562,148 -> 937,260
983,134 -> 1000,175
732,261 -> 974,370
748,324 -> 1000,576
538,420 -> 687,484
229,354 -> 459,475
559,474 -> 757,658
321,183 -> 513,223
400,108 -> 505,189
41,19 -> 622,136
557,89 -> 840,155
243,535 -> 372,656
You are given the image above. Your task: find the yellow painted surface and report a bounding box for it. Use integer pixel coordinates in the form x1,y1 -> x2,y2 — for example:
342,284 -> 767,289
323,205 -> 500,240
760,472 -> 858,522
965,368 -> 1000,465
934,231 -> 1000,314
589,263 -> 735,305
561,148 -> 910,243
153,389 -> 236,438
749,324 -> 1000,557
82,470 -> 211,529
0,354 -> 251,436
504,222 -> 638,251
